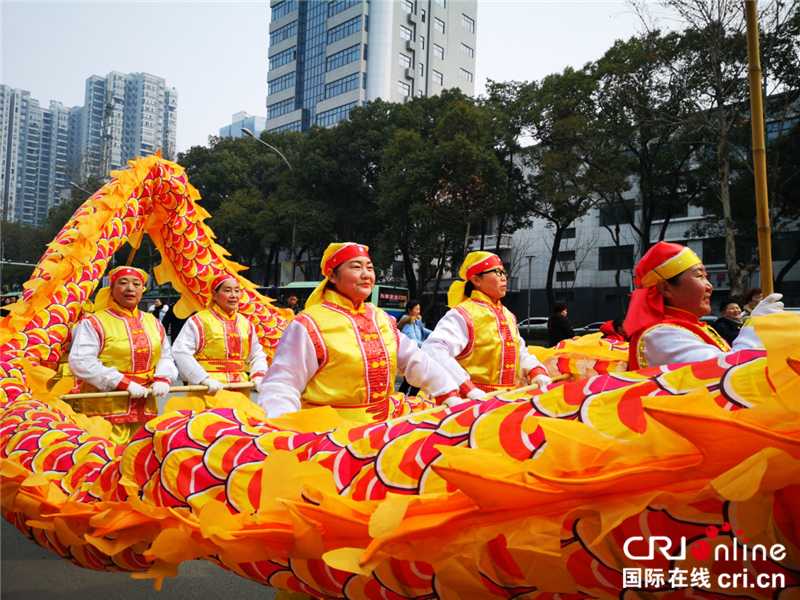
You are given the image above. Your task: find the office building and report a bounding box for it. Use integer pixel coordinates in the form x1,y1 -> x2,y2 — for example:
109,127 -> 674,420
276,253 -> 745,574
220,111 -> 267,139
265,0 -> 477,133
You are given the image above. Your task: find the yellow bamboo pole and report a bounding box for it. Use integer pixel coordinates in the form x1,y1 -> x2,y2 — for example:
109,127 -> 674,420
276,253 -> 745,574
744,0 -> 774,295
384,373 -> 573,426
61,381 -> 254,401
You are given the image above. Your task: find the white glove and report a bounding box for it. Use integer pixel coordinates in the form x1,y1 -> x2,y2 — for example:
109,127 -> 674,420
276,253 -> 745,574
751,293 -> 784,317
126,382 -> 148,398
443,396 -> 467,408
466,388 -> 488,401
531,374 -> 552,390
202,378 -> 224,394
151,381 -> 171,398
251,375 -> 263,392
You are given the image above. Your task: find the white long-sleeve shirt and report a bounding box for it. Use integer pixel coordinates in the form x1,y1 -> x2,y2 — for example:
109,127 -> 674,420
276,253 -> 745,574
640,324 -> 763,367
69,318 -> 178,391
257,321 -> 459,419
172,316 -> 268,384
422,307 -> 545,387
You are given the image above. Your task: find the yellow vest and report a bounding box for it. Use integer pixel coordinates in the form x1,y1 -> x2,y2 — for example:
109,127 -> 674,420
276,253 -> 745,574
76,304 -> 163,422
453,291 -> 520,390
296,289 -> 398,423
190,304 -> 252,383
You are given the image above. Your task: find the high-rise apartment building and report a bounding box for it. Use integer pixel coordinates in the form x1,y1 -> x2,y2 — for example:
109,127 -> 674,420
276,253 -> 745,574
80,72 -> 178,176
0,85 -> 75,226
265,0 -> 477,133
0,72 -> 178,226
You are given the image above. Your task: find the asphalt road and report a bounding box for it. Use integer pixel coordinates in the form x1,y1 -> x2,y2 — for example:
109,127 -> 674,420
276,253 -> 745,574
1,390 -> 277,599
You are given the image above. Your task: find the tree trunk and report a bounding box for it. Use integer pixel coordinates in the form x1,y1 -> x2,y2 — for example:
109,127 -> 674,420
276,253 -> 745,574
545,227 -> 565,312
401,246 -> 417,300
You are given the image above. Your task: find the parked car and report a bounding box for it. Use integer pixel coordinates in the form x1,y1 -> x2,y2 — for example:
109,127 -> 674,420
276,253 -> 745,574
517,317 -> 549,333
573,321 -> 606,335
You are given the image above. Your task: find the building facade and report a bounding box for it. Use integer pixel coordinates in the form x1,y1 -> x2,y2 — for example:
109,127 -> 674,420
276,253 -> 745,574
1,86 -> 74,226
265,0 -> 477,133
1,72 -> 178,226
220,111 -> 267,139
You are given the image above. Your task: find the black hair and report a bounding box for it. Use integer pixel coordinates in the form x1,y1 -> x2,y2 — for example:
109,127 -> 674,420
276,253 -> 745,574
612,315 -> 625,332
553,302 -> 568,314
405,299 -> 420,313
744,287 -> 762,303
719,299 -> 739,313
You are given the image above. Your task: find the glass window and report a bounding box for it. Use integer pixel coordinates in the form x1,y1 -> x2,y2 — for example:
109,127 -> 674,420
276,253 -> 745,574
556,271 -> 575,282
434,0 -> 445,7
272,0 -> 297,20
270,46 -> 297,69
316,101 -> 358,127
325,73 -> 360,99
401,0 -> 414,13
326,44 -> 361,71
418,62 -> 424,76
271,20 -> 298,45
327,16 -> 362,45
328,0 -> 360,17
702,238 -> 726,265
773,231 -> 800,261
420,8 -> 426,22
563,227 -> 576,239
268,98 -> 295,119
432,70 -> 443,85
434,18 -> 445,34
598,245 -> 634,271
400,25 -> 413,40
461,14 -> 475,33
398,81 -> 411,97
460,43 -> 474,58
419,35 -> 425,50
269,120 -> 302,133
399,53 -> 412,69
557,250 -> 575,262
433,44 -> 444,59
599,200 -> 635,226
460,68 -> 473,82
268,72 -> 296,94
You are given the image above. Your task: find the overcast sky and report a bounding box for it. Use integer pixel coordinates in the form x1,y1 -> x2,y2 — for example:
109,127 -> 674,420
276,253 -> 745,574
2,1 -> 642,153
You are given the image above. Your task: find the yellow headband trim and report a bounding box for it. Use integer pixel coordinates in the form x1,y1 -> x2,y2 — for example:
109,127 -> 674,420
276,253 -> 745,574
640,247 -> 701,288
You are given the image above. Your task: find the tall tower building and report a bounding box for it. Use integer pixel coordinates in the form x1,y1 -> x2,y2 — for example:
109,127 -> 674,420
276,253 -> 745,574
265,0 -> 477,133
80,72 -> 178,177
0,85 -> 75,226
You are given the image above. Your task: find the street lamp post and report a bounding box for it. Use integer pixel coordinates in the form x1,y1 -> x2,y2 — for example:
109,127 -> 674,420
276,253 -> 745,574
241,127 -> 297,282
525,255 -> 535,322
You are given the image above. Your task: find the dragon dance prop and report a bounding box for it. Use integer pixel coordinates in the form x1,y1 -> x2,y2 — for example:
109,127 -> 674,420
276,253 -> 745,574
2,157 -> 800,599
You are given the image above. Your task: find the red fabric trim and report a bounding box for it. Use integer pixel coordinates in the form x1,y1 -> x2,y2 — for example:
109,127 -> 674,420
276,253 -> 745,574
86,315 -> 105,353
151,377 -> 170,385
109,267 -> 146,286
528,366 -> 547,378
434,390 -> 460,406
454,306 -> 475,360
190,314 -> 205,351
465,254 -> 502,279
296,314 -> 328,368
116,376 -> 132,391
251,371 -> 265,378
458,381 -> 477,396
324,243 -> 370,273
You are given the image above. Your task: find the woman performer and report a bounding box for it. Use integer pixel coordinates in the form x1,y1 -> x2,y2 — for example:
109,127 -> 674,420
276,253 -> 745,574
172,274 -> 268,403
257,243 -> 461,422
68,266 -> 177,444
623,241 -> 783,369
422,252 -> 551,398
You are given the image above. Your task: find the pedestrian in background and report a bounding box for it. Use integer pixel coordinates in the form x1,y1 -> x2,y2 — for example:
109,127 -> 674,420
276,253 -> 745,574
396,300 -> 431,396
711,299 -> 743,345
741,287 -> 762,319
548,302 -> 574,347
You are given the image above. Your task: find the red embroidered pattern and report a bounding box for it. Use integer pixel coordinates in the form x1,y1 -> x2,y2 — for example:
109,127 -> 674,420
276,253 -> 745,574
454,306 -> 475,360
322,302 -> 392,403
212,310 -> 243,361
108,309 -> 153,377
296,314 -> 328,369
86,315 -> 105,352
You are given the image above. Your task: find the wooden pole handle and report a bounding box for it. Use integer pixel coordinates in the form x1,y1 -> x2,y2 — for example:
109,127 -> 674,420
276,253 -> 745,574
61,381 -> 255,401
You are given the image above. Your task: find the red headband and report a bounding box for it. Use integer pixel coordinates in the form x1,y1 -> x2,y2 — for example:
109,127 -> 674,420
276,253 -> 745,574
211,273 -> 238,291
465,254 -> 503,279
324,244 -> 370,273
109,267 -> 146,286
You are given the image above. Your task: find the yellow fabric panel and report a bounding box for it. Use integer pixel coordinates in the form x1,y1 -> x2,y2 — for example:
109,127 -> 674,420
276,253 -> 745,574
193,305 -> 251,379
